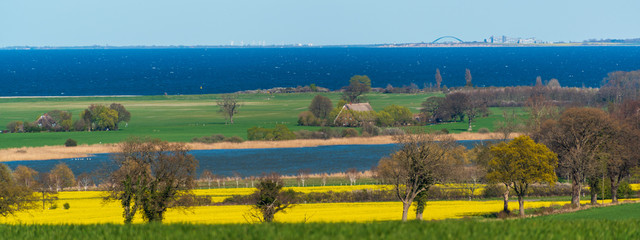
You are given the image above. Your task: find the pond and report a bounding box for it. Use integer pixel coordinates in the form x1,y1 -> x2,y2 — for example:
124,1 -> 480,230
4,140 -> 494,177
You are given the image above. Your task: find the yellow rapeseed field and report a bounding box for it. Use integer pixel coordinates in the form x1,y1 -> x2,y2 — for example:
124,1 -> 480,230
630,184 -> 640,191
1,188 -> 635,225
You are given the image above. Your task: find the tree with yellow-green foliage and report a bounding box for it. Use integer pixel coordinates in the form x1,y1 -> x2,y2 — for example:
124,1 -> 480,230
487,135 -> 558,217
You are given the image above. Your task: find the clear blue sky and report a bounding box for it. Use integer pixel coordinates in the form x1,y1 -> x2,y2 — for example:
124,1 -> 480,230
2,0 -> 638,47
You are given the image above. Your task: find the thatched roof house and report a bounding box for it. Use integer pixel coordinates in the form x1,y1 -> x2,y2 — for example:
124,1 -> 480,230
343,103 -> 374,112
333,103 -> 375,126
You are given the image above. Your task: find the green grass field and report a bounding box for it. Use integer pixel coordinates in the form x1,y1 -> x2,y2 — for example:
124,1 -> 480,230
1,203 -> 638,240
0,92 -> 525,149
538,202 -> 640,220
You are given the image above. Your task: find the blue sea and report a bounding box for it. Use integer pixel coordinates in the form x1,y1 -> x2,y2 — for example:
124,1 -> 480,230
1,47 -> 640,96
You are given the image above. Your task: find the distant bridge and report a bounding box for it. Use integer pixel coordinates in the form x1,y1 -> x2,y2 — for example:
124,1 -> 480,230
432,36 -> 464,43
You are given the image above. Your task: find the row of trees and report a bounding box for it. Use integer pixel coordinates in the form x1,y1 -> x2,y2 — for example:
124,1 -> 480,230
375,99 -> 640,221
420,92 -> 489,130
0,161 -> 94,217
5,103 -> 130,133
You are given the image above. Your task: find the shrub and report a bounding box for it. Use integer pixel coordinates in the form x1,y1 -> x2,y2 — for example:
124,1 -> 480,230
297,111 -> 320,126
50,204 -> 58,210
192,134 -> 227,143
73,119 -> 87,131
309,95 -> 333,119
380,128 -> 405,136
361,123 -> 380,137
478,128 -> 490,134
342,128 -> 359,138
225,136 -> 244,143
319,127 -> 342,139
63,203 -> 70,210
439,128 -> 450,134
294,130 -> 325,139
482,184 -> 507,198
64,138 -> 78,147
247,127 -> 274,141
248,125 -> 295,141
6,121 -> 24,133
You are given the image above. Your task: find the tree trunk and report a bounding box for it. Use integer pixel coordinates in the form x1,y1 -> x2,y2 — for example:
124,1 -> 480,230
502,187 -> 510,213
611,181 -> 619,204
230,115 -> 234,124
518,195 -> 525,217
416,211 -> 423,221
571,180 -> 581,208
401,201 -> 411,222
590,192 -> 598,205
468,118 -> 472,131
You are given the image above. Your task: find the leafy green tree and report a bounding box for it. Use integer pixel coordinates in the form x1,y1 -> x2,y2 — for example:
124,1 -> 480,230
309,95 -> 333,119
81,104 -> 119,131
342,75 -> 371,103
376,111 -> 394,127
46,110 -> 72,131
381,105 -> 414,126
487,136 -> 558,217
0,164 -> 38,217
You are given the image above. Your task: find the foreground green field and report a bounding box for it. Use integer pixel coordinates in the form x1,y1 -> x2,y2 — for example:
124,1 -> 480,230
2,207 -> 639,240
0,93 -> 525,149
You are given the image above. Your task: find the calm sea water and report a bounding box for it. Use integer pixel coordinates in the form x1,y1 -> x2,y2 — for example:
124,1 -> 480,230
4,140 -> 490,177
1,47 -> 639,96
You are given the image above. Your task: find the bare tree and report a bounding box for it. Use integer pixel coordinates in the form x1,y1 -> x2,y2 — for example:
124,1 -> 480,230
537,108 -> 615,207
200,170 -> 214,189
321,173 -> 328,186
456,165 -> 486,201
346,168 -> 359,186
465,68 -> 473,87
603,124 -> 640,203
233,172 -> 242,188
217,94 -> 240,124
296,169 -> 310,187
76,173 -> 94,191
494,110 -> 521,141
249,173 -> 296,222
464,92 -> 488,131
435,68 -> 442,89
105,137 -> 199,223
377,132 -> 459,221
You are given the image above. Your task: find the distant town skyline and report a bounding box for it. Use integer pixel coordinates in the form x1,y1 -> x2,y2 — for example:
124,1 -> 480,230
2,0 -> 639,47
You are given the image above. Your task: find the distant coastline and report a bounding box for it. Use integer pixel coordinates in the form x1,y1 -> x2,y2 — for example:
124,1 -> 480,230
3,41 -> 640,50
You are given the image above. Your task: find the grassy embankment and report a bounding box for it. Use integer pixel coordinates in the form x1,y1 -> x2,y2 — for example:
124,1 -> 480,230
1,200 -> 639,239
0,92 -> 527,149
